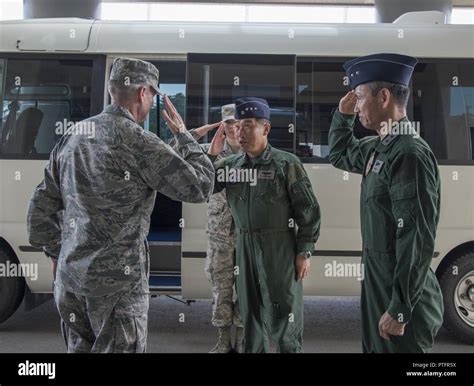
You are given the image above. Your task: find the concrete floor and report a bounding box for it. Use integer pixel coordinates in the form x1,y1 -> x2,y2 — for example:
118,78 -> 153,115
0,296 -> 472,353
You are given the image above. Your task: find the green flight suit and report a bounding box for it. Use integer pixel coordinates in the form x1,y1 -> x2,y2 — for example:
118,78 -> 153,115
329,110 -> 444,353
211,144 -> 321,353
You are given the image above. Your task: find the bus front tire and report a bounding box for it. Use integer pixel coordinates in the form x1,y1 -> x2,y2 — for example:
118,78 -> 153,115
439,252 -> 474,345
0,248 -> 25,324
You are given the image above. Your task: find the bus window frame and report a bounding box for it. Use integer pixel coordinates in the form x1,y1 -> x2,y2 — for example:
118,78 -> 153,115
186,52 -> 297,154
0,53 -> 106,160
296,56 -> 353,165
296,56 -> 474,166
411,57 -> 474,166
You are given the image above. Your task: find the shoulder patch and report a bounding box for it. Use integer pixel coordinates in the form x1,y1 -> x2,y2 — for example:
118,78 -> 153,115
287,160 -> 308,185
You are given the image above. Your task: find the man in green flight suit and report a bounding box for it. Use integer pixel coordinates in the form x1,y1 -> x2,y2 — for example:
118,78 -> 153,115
207,97 -> 321,353
328,53 -> 444,353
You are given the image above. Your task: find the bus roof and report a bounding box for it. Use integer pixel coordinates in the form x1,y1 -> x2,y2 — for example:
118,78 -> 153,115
0,15 -> 472,58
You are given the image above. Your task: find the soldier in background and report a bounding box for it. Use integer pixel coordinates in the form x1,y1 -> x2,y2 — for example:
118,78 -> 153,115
170,105 -> 243,353
200,105 -> 243,353
27,57 -> 215,353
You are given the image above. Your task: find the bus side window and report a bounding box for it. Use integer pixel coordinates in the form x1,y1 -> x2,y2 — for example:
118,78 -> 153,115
296,59 -> 372,162
186,53 -> 295,154
0,58 -> 94,158
412,60 -> 474,162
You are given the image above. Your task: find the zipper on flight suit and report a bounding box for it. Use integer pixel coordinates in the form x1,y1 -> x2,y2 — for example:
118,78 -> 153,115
361,145 -> 378,250
246,161 -> 269,343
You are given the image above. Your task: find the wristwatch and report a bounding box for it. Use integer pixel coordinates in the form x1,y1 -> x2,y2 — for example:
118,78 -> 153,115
299,251 -> 312,260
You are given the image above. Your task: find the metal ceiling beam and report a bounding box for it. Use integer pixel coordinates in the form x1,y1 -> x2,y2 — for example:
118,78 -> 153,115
100,0 -> 474,7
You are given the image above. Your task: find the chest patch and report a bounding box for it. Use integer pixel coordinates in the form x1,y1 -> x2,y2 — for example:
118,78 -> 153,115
371,160 -> 384,174
257,169 -> 276,180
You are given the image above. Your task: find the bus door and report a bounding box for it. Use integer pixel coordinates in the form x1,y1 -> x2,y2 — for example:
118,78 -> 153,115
137,59 -> 187,294
181,53 -> 296,299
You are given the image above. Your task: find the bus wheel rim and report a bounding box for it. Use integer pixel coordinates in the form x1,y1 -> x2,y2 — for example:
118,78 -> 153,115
454,270 -> 474,328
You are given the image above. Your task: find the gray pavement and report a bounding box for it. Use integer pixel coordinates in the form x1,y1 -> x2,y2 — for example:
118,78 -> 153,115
0,296 -> 472,353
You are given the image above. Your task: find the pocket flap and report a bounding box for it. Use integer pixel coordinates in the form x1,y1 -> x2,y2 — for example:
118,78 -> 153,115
366,184 -> 388,199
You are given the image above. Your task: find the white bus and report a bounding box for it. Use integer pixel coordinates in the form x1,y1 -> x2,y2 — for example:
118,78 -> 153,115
0,12 -> 472,345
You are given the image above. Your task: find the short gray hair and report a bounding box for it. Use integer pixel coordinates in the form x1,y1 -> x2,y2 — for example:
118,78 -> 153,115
367,81 -> 410,108
108,79 -> 144,102
256,118 -> 270,126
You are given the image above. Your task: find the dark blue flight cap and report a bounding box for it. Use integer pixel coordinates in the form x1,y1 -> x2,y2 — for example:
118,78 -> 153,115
235,97 -> 271,120
343,53 -> 418,89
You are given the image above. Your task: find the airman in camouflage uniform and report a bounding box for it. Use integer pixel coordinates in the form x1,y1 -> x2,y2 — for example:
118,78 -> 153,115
27,57 -> 215,353
168,106 -> 243,353
200,105 -> 243,353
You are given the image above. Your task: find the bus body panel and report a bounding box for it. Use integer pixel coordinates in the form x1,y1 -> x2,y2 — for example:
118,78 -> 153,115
0,18 -> 472,302
0,19 -> 472,58
0,18 -> 94,52
180,163 -> 474,299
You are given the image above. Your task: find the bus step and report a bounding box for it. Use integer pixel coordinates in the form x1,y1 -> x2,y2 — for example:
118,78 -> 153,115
149,273 -> 181,292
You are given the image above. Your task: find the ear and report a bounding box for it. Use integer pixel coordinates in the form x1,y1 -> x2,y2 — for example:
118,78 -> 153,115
380,88 -> 391,108
138,86 -> 147,103
263,121 -> 271,136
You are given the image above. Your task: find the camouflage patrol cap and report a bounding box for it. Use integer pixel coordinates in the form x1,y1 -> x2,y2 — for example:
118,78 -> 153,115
110,57 -> 161,94
221,104 -> 236,122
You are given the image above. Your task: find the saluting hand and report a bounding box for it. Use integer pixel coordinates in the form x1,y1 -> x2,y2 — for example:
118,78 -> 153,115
161,94 -> 187,134
207,123 -> 226,156
378,311 -> 406,340
194,121 -> 222,138
295,254 -> 311,281
338,90 -> 357,115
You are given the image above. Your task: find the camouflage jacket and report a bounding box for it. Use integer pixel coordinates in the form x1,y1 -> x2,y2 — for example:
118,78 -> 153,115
27,104 -> 214,296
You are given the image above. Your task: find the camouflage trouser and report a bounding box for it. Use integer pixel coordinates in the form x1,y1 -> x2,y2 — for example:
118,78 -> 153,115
204,234 -> 242,328
53,283 -> 149,353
